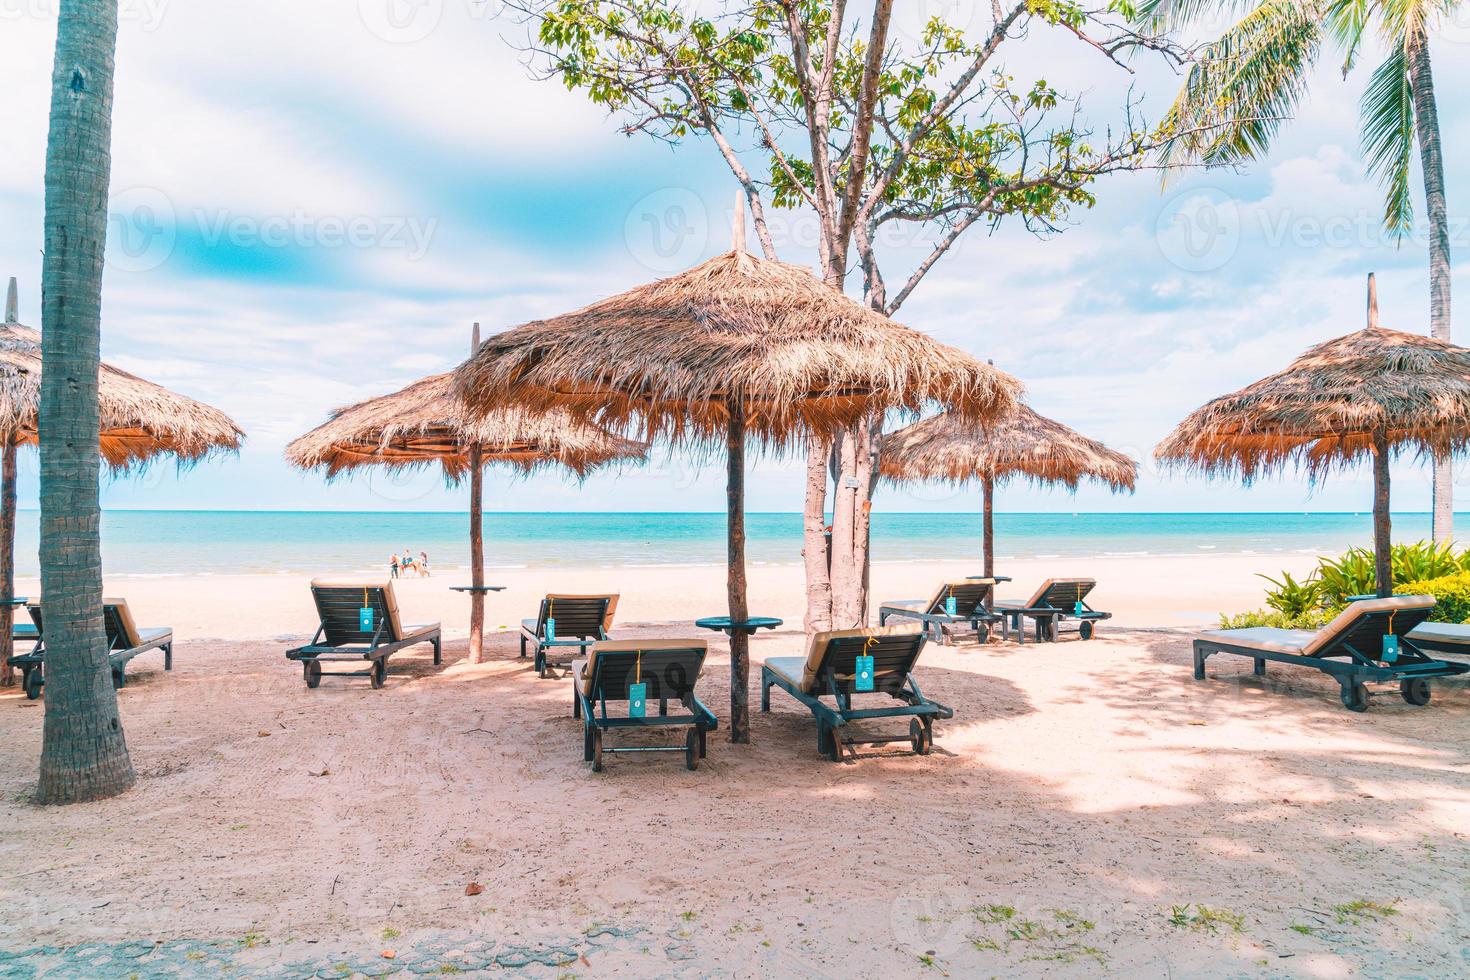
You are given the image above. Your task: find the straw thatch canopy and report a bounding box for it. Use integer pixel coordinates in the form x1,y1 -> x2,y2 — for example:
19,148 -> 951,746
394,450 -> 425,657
454,250 -> 1021,442
285,372 -> 647,481
0,320 -> 244,467
1155,325 -> 1470,478
881,406 -> 1137,491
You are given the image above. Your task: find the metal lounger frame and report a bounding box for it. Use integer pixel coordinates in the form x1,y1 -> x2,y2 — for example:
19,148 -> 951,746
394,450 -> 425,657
1193,605 -> 1469,711
521,596 -> 610,678
285,586 -> 441,689
759,632 -> 954,762
572,647 -> 718,772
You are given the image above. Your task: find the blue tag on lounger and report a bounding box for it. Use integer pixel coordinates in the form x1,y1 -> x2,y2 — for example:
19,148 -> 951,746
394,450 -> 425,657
855,655 -> 875,692
629,681 -> 646,718
1382,634 -> 1399,661
359,606 -> 374,632
1074,601 -> 1085,616
944,595 -> 957,616
545,617 -> 556,642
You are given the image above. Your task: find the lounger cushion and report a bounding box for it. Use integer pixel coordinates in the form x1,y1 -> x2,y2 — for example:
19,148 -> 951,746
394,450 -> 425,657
400,623 -> 439,643
1301,595 -> 1433,656
520,618 -> 539,635
1200,595 -> 1436,658
1407,622 -> 1470,647
994,578 -> 1095,611
1197,626 -> 1317,655
796,624 -> 924,694
134,627 -> 173,647
763,656 -> 806,690
580,637 -> 707,696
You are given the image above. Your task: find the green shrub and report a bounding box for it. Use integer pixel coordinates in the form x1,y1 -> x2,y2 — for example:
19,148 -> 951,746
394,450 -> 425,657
1256,571 -> 1322,617
1217,607 -> 1337,630
1396,572 -> 1470,623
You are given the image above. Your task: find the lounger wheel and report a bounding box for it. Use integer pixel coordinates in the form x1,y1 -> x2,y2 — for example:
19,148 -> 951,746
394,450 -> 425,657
370,658 -> 387,690
909,718 -> 933,755
591,729 -> 604,772
303,660 -> 322,689
1400,678 -> 1432,706
1341,681 -> 1369,713
685,729 -> 700,771
1079,621 -> 1095,641
23,670 -> 42,700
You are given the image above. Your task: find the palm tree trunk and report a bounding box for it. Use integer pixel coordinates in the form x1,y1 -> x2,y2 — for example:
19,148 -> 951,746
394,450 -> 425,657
1406,25 -> 1453,543
802,436 -> 832,634
37,0 -> 134,804
0,437 -> 17,688
726,397 -> 750,743
1372,428 -> 1393,598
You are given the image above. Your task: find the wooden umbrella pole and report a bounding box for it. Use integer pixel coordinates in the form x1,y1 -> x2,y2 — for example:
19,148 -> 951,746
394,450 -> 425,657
982,474 -> 995,582
0,436 -> 15,686
726,395 -> 750,743
1372,426 -> 1393,598
468,323 -> 485,664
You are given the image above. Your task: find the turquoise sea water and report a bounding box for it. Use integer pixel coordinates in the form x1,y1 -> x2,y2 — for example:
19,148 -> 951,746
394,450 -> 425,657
5,511 -> 1458,577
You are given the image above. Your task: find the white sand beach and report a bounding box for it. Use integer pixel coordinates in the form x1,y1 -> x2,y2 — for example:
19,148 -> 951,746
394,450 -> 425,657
3,551 -> 1467,976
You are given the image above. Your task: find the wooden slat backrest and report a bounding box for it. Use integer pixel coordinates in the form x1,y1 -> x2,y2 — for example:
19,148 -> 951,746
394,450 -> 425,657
314,586 -> 397,645
814,633 -> 925,695
537,596 -> 609,637
589,647 -> 704,701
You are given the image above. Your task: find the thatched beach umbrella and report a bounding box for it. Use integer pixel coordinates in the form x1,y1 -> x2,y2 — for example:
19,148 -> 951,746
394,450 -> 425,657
0,277 -> 245,683
1157,274 -> 1470,597
454,221 -> 1021,743
286,325 -> 646,663
881,404 -> 1137,578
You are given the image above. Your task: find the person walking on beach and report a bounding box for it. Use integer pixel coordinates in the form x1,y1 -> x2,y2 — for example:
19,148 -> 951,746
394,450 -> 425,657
418,551 -> 430,577
390,554 -> 399,579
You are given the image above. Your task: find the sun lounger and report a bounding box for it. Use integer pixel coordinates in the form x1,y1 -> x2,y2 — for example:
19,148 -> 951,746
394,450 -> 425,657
759,624 -> 953,762
992,577 -> 1109,642
520,593 -> 617,678
570,638 -> 717,772
878,579 -> 999,644
1193,595 -> 1469,711
11,599 -> 174,699
1405,621 -> 1470,659
285,579 -> 441,689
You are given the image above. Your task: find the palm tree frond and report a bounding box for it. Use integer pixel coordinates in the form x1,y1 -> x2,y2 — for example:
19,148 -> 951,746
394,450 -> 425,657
1159,0 -> 1323,168
1360,44 -> 1416,238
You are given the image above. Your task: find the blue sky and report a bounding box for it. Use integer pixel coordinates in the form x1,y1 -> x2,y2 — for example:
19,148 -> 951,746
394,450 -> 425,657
3,2 -> 1470,513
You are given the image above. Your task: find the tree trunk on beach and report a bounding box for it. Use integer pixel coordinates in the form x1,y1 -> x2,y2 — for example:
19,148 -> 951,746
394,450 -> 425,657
982,475 -> 995,581
1406,26 -> 1454,543
467,323 -> 485,664
467,450 -> 485,664
829,429 -> 862,629
0,437 -> 17,687
37,0 -> 134,804
802,436 -> 832,634
1372,427 -> 1393,599
726,397 -> 750,743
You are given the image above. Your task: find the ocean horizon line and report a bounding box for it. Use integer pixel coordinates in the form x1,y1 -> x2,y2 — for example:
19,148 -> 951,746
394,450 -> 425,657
13,507 -> 1469,516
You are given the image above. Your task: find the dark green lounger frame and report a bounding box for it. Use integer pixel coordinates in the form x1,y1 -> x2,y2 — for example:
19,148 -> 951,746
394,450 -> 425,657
572,642 -> 717,772
877,580 -> 999,645
521,595 -> 612,678
11,601 -> 173,700
760,629 -> 953,762
286,584 -> 441,689
1193,600 -> 1468,711
994,579 -> 1110,642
